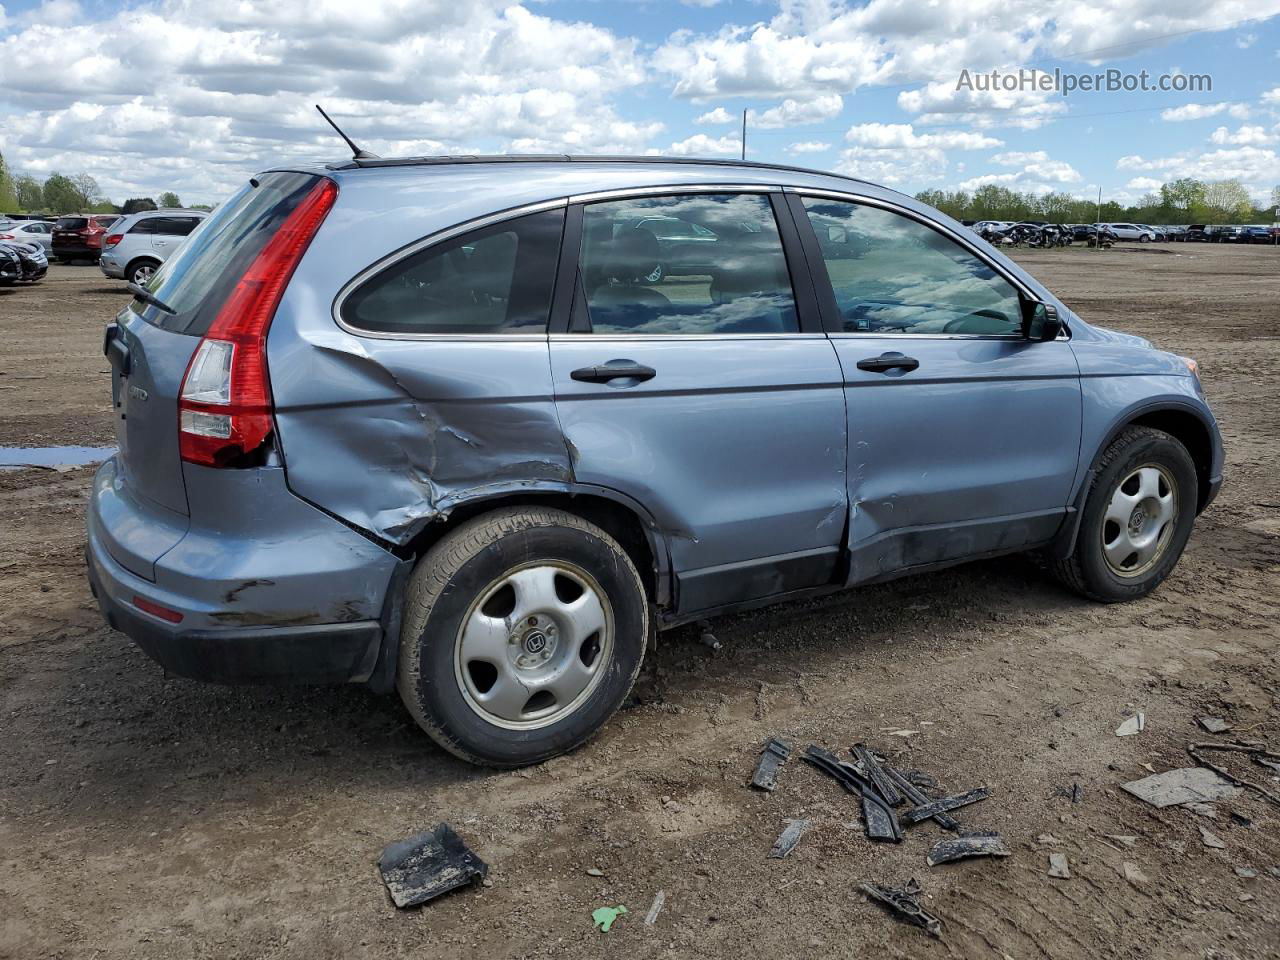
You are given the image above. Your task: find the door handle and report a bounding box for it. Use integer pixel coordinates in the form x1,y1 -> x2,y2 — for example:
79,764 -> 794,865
856,352 -> 919,373
571,360 -> 657,384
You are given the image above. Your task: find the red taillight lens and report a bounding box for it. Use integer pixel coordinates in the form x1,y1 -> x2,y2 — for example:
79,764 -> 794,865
104,233 -> 123,248
178,178 -> 338,467
0,233 -> 13,241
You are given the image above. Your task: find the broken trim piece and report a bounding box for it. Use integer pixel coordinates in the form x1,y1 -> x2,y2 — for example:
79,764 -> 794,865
751,737 -> 792,792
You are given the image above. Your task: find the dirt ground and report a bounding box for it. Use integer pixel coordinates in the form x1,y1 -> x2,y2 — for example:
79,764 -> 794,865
1,245 -> 1278,960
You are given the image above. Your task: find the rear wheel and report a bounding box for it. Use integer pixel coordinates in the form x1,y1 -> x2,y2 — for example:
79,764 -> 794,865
1052,427 -> 1198,602
127,258 -> 159,286
397,507 -> 648,767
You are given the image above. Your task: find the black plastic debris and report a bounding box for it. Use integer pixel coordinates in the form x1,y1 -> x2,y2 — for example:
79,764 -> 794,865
851,744 -> 903,806
926,831 -> 1011,866
905,787 -> 991,825
378,823 -> 488,908
803,746 -> 902,841
751,738 -> 791,792
1053,782 -> 1084,803
860,879 -> 942,939
884,766 -> 959,831
769,818 -> 810,858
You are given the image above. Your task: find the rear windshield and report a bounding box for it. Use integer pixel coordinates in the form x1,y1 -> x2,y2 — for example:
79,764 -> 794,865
56,217 -> 87,230
133,172 -> 322,335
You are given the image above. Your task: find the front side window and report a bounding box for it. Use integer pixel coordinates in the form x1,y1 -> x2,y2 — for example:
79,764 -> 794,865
342,208 -> 564,335
801,198 -> 1023,336
579,193 -> 798,335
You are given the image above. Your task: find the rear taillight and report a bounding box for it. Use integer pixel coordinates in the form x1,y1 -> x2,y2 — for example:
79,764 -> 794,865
104,233 -> 123,248
178,177 -> 338,467
0,233 -> 13,241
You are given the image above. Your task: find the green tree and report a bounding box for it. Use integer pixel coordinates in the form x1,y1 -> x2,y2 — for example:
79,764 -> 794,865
1159,178 -> 1206,217
68,173 -> 103,210
1201,179 -> 1253,222
121,197 -> 158,214
158,191 -> 182,208
42,173 -> 80,213
15,175 -> 43,211
0,151 -> 18,212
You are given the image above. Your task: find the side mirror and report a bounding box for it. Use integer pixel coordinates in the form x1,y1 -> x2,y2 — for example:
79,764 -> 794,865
1023,301 -> 1063,341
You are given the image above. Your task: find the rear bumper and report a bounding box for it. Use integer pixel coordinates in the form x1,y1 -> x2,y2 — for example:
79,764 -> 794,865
99,252 -> 125,278
53,242 -> 101,259
87,548 -> 382,683
86,456 -> 400,684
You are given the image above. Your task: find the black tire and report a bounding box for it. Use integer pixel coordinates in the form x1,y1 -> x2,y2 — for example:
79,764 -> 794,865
396,506 -> 648,767
1138,234 -> 1149,243
127,258 -> 159,286
1052,426 -> 1198,602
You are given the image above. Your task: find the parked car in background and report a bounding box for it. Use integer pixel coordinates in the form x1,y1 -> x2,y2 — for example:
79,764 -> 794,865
99,210 -> 208,286
87,156 -> 1223,767
1214,226 -> 1245,243
52,214 -> 121,263
0,244 -> 23,286
0,219 -> 53,251
1103,222 -> 1158,242
1138,225 -> 1167,242
1239,226 -> 1271,244
1163,225 -> 1188,242
0,240 -> 47,283
1186,224 -> 1210,241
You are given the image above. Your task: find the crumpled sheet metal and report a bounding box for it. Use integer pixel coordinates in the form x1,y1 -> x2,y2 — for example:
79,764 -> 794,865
272,326 -> 573,545
378,823 -> 488,908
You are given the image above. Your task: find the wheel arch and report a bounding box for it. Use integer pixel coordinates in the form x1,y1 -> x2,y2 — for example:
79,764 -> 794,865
1048,400 -> 1218,561
124,255 -> 161,281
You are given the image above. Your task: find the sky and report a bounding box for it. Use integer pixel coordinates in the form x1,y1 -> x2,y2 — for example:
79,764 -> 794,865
1,0 -> 1279,209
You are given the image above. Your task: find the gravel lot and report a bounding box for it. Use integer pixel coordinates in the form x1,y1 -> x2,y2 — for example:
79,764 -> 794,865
1,244 -> 1278,959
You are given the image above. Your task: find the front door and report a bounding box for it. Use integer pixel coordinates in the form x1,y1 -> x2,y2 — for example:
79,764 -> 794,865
790,193 -> 1083,584
550,190 -> 848,614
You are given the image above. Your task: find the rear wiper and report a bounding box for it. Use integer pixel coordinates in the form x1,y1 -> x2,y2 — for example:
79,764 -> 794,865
128,282 -> 176,315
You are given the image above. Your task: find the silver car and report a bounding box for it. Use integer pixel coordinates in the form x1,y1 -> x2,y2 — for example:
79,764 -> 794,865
87,156 -> 1223,767
0,219 -> 53,251
100,210 -> 207,285
1103,222 -> 1158,242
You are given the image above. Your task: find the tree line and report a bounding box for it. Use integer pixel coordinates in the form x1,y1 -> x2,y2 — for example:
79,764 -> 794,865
915,178 -> 1280,226
0,153 -> 207,215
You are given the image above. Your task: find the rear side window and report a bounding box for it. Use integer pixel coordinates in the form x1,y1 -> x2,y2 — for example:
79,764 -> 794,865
578,193 -> 798,335
137,172 -> 324,335
341,209 -> 564,335
148,216 -> 200,236
56,217 -> 87,230
128,218 -> 159,234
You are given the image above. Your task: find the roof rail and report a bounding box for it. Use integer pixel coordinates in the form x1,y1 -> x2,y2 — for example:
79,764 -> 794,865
324,153 -> 871,187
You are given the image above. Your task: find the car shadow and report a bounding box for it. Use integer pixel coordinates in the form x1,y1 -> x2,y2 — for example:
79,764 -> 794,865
22,553 -> 1086,830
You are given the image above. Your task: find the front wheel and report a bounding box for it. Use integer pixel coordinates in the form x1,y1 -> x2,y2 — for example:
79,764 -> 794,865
1052,426 -> 1198,602
396,507 -> 648,767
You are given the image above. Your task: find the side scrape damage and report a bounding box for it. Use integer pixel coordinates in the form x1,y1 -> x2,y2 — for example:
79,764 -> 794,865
272,329 -> 573,545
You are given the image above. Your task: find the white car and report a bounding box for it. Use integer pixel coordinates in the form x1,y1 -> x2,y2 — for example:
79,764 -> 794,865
1102,222 -> 1157,242
0,219 -> 54,251
100,209 -> 207,286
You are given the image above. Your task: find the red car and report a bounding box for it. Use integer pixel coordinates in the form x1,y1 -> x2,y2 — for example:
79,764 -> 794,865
52,214 -> 120,263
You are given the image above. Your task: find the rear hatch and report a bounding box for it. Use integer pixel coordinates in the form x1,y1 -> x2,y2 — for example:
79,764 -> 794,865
106,171 -> 330,522
52,216 -> 88,246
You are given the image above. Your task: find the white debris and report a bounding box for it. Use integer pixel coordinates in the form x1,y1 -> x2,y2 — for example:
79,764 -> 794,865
1048,853 -> 1071,879
1115,713 -> 1146,737
1121,767 -> 1241,808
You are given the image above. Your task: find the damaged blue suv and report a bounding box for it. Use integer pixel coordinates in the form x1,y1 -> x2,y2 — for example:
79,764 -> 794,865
87,156 -> 1223,766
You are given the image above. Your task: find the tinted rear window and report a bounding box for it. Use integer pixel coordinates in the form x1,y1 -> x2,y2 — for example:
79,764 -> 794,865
56,217 -> 87,230
133,172 -> 322,335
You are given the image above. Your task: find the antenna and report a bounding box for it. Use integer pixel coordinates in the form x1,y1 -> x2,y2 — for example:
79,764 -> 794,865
315,104 -> 380,161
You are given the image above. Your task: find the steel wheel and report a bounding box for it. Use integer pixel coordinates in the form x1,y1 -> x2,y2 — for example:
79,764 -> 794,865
454,560 -> 614,730
131,262 -> 155,285
1101,464 -> 1177,578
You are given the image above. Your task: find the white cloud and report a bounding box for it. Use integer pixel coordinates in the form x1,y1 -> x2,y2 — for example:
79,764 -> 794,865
838,145 -> 948,186
1209,125 -> 1276,146
1126,176 -> 1165,190
1116,146 -> 1280,202
845,122 -> 1002,150
788,141 -> 831,154
1263,87 -> 1280,104
0,0 -> 654,202
694,106 -> 735,125
1160,102 -> 1252,121
1237,32 -> 1257,48
657,133 -> 741,157
752,94 -> 843,128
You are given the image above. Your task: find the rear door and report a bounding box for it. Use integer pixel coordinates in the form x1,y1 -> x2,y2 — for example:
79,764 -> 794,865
148,216 -> 202,259
789,192 -> 1082,583
549,188 -> 847,614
